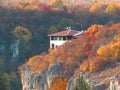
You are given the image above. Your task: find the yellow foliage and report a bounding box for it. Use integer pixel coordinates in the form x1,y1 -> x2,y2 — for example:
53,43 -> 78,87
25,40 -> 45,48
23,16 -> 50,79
27,55 -> 48,70
97,45 -> 109,57
110,42 -> 120,59
27,55 -> 41,66
105,3 -> 116,13
114,34 -> 120,41
12,26 -> 32,42
80,56 -> 108,73
48,0 -> 63,6
90,2 -> 106,13
97,41 -> 120,60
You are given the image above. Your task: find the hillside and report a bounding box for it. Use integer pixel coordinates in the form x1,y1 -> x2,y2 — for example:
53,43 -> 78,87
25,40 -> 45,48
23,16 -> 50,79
1,0 -> 120,10
0,1 -> 120,90
1,0 -> 120,6
19,23 -> 120,90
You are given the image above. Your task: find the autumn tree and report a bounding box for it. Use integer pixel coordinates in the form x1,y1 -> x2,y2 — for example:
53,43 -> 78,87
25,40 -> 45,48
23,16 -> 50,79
80,56 -> 109,72
90,2 -> 106,13
105,3 -> 116,13
114,34 -> 120,41
48,0 -> 63,6
50,77 -> 68,90
27,55 -> 48,70
97,45 -> 110,58
97,42 -> 120,60
12,26 -> 32,42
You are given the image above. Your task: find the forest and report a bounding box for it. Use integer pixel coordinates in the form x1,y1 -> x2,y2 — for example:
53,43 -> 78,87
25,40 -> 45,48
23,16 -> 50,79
0,0 -> 120,90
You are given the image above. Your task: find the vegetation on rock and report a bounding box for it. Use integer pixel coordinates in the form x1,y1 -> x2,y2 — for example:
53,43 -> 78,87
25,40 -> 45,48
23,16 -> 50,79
73,75 -> 91,90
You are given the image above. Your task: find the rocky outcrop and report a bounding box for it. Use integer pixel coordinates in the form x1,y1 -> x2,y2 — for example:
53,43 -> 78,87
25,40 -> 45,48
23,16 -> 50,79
67,64 -> 120,90
20,62 -> 69,90
20,62 -> 120,90
110,73 -> 120,90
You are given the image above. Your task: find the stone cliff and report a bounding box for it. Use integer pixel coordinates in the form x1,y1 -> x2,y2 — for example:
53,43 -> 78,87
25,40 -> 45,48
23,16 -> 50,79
20,62 -> 120,90
20,62 -> 69,90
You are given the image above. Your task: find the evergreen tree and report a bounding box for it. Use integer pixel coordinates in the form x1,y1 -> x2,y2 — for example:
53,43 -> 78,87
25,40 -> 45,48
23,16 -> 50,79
73,75 -> 91,90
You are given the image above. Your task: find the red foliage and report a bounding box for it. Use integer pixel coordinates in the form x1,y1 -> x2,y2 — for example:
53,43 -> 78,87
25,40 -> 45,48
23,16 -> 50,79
26,23 -> 120,73
40,4 -> 51,10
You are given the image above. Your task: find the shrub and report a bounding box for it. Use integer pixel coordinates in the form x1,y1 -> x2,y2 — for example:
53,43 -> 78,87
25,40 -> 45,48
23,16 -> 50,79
50,77 -> 68,90
73,75 -> 91,90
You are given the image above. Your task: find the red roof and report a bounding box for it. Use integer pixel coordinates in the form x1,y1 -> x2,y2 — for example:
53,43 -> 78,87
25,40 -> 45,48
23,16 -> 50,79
48,29 -> 80,36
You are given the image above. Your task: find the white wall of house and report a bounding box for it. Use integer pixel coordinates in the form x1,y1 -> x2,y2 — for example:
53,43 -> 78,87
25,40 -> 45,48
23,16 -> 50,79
50,40 -> 66,48
49,36 -> 67,48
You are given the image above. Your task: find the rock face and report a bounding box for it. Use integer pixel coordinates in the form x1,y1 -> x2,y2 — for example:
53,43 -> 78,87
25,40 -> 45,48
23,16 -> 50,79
20,62 -> 68,90
20,62 -> 120,90
67,65 -> 120,90
110,74 -> 120,90
10,40 -> 19,60
0,40 -> 19,60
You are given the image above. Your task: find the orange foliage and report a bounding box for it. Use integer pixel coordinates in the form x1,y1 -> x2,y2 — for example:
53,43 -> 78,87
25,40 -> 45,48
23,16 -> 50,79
89,57 -> 105,72
48,0 -> 63,6
87,24 -> 104,34
80,56 -> 111,73
80,60 -> 89,72
27,55 -> 48,70
49,77 -> 68,90
26,23 -> 120,73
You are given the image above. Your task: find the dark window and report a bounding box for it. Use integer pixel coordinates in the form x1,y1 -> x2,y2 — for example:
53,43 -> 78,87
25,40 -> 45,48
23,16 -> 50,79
63,37 -> 66,40
52,44 -> 54,49
51,36 -> 54,40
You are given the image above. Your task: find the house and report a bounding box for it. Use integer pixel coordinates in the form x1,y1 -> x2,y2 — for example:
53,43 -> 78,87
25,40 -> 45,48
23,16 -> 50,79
48,28 -> 83,48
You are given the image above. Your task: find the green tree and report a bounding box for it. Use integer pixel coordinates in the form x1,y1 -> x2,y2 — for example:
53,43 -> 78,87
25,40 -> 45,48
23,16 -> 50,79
73,75 -> 91,90
0,72 -> 7,90
2,73 -> 11,89
48,26 -> 58,34
59,18 -> 73,29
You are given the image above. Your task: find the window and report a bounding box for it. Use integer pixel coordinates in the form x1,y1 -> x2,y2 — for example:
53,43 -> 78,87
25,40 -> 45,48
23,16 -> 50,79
51,36 -> 54,40
54,37 -> 59,40
52,44 -> 54,49
63,37 -> 66,40
59,37 -> 63,40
